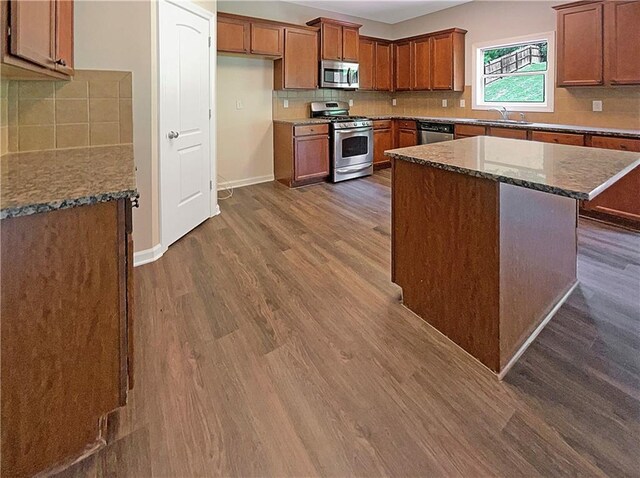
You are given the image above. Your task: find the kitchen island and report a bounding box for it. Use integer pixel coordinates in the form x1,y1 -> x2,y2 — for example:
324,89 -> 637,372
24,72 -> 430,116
385,136 -> 640,378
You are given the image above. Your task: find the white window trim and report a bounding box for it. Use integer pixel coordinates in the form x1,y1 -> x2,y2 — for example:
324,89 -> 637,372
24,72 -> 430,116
472,32 -> 556,113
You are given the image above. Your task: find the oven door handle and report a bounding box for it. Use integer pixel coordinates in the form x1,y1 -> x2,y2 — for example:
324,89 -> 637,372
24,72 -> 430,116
335,126 -> 373,134
336,164 -> 372,174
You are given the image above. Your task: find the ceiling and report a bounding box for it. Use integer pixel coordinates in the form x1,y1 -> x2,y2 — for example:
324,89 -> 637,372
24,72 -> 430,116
283,0 -> 473,24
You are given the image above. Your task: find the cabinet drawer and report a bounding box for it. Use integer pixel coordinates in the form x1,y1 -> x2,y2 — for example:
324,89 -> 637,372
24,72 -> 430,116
455,124 -> 486,137
294,124 -> 329,137
488,127 -> 528,140
531,131 -> 584,146
591,136 -> 640,152
396,120 -> 416,130
373,119 -> 392,130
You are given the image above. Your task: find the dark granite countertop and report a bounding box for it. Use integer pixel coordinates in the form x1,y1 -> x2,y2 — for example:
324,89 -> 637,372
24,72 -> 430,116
385,136 -> 640,200
1,145 -> 137,219
274,116 -> 639,138
368,115 -> 640,139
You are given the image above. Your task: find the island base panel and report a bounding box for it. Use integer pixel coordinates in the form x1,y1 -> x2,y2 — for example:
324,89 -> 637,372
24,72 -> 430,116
392,159 -> 578,375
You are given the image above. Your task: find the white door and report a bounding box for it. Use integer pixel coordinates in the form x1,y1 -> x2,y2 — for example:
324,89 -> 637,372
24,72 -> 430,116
159,0 -> 213,248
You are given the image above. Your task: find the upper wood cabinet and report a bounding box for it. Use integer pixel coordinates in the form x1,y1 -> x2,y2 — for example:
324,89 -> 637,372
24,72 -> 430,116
393,29 -> 466,92
251,22 -> 283,56
359,36 -> 392,91
217,13 -> 284,57
1,0 -> 74,79
555,0 -> 640,86
217,14 -> 250,53
306,17 -> 361,62
274,27 -> 318,89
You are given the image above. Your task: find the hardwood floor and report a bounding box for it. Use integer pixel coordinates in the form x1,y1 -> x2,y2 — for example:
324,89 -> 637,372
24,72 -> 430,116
57,170 -> 640,477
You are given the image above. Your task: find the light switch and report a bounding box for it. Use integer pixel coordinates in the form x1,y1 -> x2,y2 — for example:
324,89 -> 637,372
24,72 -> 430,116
283,99 -> 289,108
592,100 -> 603,112
459,99 -> 466,108
442,99 -> 448,107
392,98 -> 397,106
349,99 -> 354,106
236,100 -> 244,110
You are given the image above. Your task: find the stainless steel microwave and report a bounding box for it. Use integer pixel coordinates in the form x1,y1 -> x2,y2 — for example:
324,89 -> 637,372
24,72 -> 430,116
320,60 -> 359,89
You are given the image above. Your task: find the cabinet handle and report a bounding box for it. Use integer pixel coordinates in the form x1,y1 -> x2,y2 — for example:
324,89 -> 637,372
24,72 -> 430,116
55,58 -> 67,67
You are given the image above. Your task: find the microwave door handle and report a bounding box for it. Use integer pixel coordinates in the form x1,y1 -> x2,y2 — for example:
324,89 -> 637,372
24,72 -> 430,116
347,68 -> 351,86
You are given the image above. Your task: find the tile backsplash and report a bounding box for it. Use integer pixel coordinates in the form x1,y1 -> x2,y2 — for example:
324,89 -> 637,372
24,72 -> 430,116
273,85 -> 640,130
1,70 -> 133,155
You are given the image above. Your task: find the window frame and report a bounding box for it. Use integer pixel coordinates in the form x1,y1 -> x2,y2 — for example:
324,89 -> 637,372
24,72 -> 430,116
472,32 -> 556,113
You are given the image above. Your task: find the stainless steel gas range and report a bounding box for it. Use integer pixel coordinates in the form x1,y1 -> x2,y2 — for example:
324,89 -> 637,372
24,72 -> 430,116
310,101 -> 373,183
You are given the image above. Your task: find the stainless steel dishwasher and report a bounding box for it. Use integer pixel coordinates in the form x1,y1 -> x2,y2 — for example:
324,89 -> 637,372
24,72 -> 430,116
417,121 -> 455,144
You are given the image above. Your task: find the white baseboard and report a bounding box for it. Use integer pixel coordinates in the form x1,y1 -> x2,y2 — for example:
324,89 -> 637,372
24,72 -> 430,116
217,174 -> 274,190
133,243 -> 166,267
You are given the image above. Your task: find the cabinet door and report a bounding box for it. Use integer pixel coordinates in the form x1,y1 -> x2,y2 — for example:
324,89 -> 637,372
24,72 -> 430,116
283,28 -> 318,89
397,128 -> 417,148
605,0 -> 640,85
375,42 -> 392,91
54,0 -> 73,74
342,26 -> 359,61
431,32 -> 453,90
488,127 -> 528,140
394,42 -> 412,91
556,3 -> 604,86
374,128 -> 393,165
251,22 -> 283,56
321,22 -> 342,60
294,135 -> 329,181
582,136 -> 640,224
217,16 -> 250,53
413,37 -> 431,90
359,38 -> 375,90
10,0 -> 55,69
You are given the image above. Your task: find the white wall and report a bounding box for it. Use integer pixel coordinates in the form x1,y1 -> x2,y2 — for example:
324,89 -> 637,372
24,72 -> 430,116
216,56 -> 274,189
392,1 -> 563,84
74,0 -> 156,251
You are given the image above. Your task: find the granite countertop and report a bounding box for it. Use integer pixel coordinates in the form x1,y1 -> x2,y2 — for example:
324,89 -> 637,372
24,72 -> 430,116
273,118 -> 332,125
385,136 -> 640,200
368,115 -> 640,139
1,144 -> 137,219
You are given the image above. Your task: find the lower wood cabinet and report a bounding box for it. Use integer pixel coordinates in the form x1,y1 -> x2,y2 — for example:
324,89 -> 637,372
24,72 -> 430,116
1,199 -> 134,477
396,120 -> 418,147
531,130 -> 585,146
274,122 -> 329,187
488,127 -> 528,140
455,124 -> 486,139
581,136 -> 640,229
373,120 -> 393,168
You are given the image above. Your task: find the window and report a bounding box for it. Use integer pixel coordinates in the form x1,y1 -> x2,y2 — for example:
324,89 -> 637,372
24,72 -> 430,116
472,32 -> 555,113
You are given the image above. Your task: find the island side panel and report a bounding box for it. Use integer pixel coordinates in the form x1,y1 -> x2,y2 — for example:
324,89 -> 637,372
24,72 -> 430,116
392,159 -> 502,372
1,202 -> 122,477
498,183 -> 578,370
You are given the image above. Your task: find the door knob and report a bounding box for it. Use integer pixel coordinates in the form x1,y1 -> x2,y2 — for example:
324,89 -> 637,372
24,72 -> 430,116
168,131 -> 180,139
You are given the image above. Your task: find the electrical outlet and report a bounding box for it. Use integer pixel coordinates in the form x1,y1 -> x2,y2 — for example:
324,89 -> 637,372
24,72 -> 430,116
592,100 -> 603,112
283,99 -> 289,108
349,99 -> 354,106
236,100 -> 244,110
392,98 -> 397,106
442,99 -> 448,107
459,99 -> 466,108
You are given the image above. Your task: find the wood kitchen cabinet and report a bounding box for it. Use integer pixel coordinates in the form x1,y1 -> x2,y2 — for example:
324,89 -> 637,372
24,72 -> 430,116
582,136 -> 640,229
373,120 -> 393,169
396,120 -> 418,147
251,22 -> 283,56
393,29 -> 466,92
274,122 -> 330,187
531,130 -> 585,146
274,27 -> 319,89
555,0 -> 640,86
1,0 -> 74,79
217,14 -> 250,53
306,17 -> 361,62
455,124 -> 486,139
1,199 -> 134,477
359,36 -> 393,91
217,13 -> 284,57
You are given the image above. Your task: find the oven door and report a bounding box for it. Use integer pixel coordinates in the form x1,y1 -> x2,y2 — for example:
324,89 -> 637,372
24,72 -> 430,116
334,127 -> 373,169
320,60 -> 359,89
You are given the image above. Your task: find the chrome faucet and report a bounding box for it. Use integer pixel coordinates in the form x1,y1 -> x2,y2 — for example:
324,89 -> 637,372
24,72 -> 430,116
489,106 -> 510,120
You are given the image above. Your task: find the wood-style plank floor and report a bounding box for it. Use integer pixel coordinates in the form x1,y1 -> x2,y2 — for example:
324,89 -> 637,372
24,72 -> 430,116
58,170 -> 640,477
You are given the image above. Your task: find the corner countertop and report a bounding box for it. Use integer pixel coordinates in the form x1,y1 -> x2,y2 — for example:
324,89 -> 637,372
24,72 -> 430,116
273,118 -> 332,125
385,136 -> 640,200
1,144 -> 137,219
